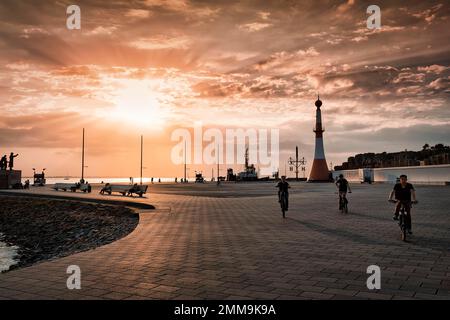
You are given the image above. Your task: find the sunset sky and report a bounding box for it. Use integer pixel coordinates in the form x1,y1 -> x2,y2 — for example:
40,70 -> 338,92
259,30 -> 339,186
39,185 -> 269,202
0,0 -> 449,178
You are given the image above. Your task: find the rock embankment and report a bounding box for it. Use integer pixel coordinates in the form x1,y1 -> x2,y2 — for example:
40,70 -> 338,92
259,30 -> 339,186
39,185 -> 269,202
0,195 -> 139,271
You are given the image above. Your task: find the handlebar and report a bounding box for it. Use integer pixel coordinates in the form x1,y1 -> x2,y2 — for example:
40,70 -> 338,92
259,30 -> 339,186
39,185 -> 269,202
388,199 -> 418,204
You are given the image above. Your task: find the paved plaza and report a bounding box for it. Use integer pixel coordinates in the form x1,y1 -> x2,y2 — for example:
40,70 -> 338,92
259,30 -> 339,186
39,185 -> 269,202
0,182 -> 449,300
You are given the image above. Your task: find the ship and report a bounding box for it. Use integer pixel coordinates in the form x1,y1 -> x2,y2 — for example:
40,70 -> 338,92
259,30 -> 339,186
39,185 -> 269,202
237,147 -> 258,181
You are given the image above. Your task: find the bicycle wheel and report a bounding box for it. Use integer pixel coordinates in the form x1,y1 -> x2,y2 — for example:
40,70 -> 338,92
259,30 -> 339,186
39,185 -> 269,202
281,194 -> 287,218
399,214 -> 406,241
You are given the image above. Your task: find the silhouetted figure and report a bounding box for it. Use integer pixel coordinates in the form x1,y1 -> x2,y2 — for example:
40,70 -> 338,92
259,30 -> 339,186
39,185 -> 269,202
151,177 -> 154,184
175,177 -> 178,183
8,153 -> 18,170
0,155 -> 7,170
24,179 -> 30,189
100,183 -> 110,195
128,183 -> 139,197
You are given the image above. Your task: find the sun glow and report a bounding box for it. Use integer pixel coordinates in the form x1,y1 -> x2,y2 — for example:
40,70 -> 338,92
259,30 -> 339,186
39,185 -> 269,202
107,80 -> 167,128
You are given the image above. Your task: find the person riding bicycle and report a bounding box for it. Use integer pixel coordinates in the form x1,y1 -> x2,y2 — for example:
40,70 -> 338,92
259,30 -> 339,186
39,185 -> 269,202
336,174 -> 351,209
388,174 -> 418,234
276,176 -> 291,211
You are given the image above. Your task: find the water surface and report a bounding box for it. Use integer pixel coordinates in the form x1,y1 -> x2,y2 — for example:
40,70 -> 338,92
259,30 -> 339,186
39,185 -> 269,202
0,234 -> 19,273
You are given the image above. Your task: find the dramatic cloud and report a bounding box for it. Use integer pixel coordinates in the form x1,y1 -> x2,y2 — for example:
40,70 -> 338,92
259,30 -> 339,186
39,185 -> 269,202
239,22 -> 272,32
0,0 -> 449,176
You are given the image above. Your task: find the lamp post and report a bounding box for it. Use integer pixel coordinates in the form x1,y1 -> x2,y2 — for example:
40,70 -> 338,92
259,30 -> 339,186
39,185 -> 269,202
288,146 -> 307,181
81,128 -> 85,183
140,135 -> 144,185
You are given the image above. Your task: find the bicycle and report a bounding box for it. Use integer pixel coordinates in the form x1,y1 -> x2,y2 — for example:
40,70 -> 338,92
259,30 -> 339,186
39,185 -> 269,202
279,191 -> 288,218
337,191 -> 351,213
389,200 -> 417,242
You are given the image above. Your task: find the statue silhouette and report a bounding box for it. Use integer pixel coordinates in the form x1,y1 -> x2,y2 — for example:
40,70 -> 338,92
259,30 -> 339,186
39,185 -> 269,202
0,155 -> 7,170
9,152 -> 18,170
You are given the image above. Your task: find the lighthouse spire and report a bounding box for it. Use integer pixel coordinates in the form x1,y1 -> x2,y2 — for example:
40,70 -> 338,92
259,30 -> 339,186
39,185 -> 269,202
308,95 -> 330,182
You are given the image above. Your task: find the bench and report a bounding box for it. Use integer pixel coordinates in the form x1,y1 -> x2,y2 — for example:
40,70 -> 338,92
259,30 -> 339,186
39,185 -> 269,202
53,182 -> 92,193
100,184 -> 148,197
131,184 -> 148,197
53,183 -> 77,192
101,184 -> 132,196
79,183 -> 91,193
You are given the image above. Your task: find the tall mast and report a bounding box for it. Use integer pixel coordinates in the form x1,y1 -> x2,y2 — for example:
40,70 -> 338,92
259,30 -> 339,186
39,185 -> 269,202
184,140 -> 187,183
245,147 -> 249,169
140,135 -> 143,185
217,144 -> 219,183
81,128 -> 85,181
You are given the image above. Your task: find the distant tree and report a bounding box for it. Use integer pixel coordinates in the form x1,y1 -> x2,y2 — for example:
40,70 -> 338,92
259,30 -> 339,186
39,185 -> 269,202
422,143 -> 430,150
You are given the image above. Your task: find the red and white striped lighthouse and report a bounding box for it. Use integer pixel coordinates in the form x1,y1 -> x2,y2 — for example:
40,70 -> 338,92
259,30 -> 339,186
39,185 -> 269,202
308,95 -> 330,182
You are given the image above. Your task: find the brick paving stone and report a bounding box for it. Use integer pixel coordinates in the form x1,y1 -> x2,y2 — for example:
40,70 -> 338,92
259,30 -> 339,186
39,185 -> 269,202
300,291 -> 334,299
323,288 -> 358,297
0,183 -> 449,300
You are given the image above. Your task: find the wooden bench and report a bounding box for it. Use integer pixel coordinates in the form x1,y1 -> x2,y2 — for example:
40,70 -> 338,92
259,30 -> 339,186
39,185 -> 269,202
131,184 -> 148,197
101,184 -> 132,196
53,183 -> 77,192
53,182 -> 91,193
79,183 -> 91,193
100,184 -> 148,197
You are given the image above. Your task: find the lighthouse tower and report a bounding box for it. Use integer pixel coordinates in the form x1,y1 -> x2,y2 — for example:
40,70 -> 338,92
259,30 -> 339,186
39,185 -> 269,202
308,95 -> 330,182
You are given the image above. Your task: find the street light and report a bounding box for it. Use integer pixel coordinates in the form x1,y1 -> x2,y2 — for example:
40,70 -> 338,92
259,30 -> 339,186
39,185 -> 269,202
288,146 -> 307,181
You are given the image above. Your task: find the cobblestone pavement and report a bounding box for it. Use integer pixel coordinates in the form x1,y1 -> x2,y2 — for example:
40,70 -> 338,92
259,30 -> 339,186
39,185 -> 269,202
0,183 -> 449,300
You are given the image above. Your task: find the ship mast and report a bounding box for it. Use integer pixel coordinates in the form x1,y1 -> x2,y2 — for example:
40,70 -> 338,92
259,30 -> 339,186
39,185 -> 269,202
245,147 -> 249,170
217,144 -> 220,184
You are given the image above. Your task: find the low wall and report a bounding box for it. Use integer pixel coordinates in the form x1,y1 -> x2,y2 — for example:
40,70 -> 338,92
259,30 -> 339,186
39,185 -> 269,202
332,165 -> 450,185
0,170 -> 22,189
332,169 -> 360,182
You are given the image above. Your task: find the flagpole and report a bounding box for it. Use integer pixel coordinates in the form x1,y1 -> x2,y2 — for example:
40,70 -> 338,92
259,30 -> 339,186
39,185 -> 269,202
81,128 -> 85,182
140,135 -> 143,185
184,140 -> 187,183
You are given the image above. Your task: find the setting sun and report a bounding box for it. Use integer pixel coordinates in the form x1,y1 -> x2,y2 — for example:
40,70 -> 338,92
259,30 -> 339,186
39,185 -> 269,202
107,80 -> 167,128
